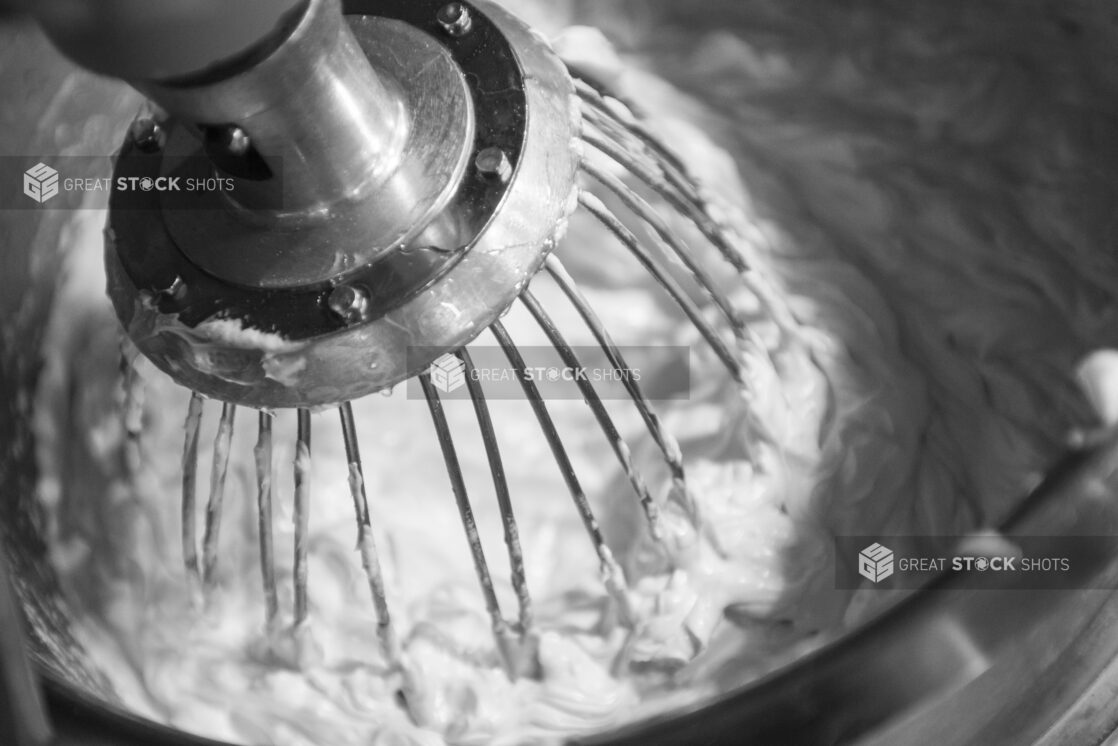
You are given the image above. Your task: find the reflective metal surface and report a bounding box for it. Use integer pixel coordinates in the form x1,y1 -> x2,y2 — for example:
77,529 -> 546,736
584,431 -> 1118,746
105,0 -> 581,409
141,0 -> 477,286
5,2 -> 1118,745
153,15 -> 475,287
112,0 -> 476,288
24,0 -> 307,82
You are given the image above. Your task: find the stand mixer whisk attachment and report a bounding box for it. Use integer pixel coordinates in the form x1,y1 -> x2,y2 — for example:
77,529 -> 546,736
42,0 -> 796,694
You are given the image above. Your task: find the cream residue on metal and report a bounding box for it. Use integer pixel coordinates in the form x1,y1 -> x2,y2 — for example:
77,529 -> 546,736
32,2 -> 1118,745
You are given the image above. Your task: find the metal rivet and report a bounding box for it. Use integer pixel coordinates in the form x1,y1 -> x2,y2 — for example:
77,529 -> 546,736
157,275 -> 186,301
129,118 -> 164,152
327,285 -> 370,323
437,3 -> 472,37
204,124 -> 252,157
223,126 -> 252,157
475,146 -> 511,182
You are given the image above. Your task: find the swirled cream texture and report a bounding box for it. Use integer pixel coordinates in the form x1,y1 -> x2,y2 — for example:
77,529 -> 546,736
33,1 -> 1118,744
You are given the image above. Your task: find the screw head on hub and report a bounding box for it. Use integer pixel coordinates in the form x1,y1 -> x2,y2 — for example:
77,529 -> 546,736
475,146 -> 511,182
212,125 -> 252,157
437,3 -> 473,37
327,285 -> 371,324
129,118 -> 164,152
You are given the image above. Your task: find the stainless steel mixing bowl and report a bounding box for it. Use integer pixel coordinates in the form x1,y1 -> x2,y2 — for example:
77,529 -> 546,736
5,2 -> 1118,744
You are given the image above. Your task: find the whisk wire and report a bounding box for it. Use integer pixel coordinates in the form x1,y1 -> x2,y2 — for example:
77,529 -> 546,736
254,412 -> 279,630
457,348 -> 534,636
544,255 -> 691,488
579,158 -> 741,331
519,289 -> 662,541
578,88 -> 804,343
181,392 -> 205,601
572,77 -> 690,175
544,255 -> 700,533
119,351 -> 145,478
201,402 -> 236,592
338,402 -> 403,667
419,375 -> 520,677
578,123 -> 749,276
579,104 -> 706,217
578,191 -> 744,382
293,409 -> 312,627
490,320 -> 635,627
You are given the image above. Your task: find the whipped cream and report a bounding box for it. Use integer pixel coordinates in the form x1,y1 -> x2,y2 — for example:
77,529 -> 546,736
32,1 -> 1118,744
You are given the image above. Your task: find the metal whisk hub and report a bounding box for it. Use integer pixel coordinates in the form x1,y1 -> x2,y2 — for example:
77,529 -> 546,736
105,0 -> 581,408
